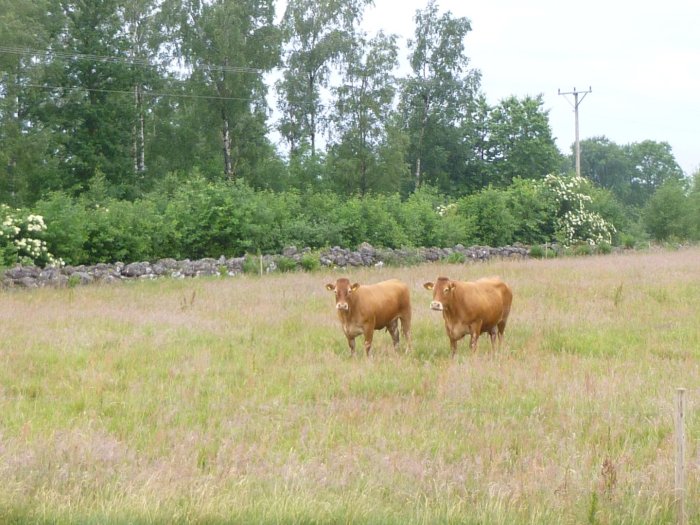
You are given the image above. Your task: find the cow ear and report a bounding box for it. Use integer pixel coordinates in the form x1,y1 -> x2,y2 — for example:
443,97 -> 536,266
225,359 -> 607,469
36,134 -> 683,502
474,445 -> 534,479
351,283 -> 360,292
448,283 -> 456,292
325,283 -> 335,291
423,282 -> 434,290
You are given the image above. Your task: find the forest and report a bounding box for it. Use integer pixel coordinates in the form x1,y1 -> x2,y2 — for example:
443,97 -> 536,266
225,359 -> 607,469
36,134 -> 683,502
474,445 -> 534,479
1,0 -> 699,267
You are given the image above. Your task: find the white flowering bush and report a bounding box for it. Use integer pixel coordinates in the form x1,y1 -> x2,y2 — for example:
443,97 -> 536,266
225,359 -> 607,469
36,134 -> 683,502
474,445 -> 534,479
543,174 -> 616,246
0,204 -> 63,267
435,203 -> 456,217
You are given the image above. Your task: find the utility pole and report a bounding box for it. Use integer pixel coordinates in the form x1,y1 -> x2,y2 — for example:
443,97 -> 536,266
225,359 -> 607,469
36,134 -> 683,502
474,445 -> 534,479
558,86 -> 592,177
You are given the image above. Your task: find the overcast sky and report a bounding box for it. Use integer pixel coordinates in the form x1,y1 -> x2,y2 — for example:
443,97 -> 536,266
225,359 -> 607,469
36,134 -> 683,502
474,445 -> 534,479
360,0 -> 700,175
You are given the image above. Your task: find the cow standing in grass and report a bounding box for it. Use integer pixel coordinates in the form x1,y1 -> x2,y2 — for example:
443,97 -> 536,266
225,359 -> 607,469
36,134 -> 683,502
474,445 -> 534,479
423,276 -> 512,357
325,278 -> 412,356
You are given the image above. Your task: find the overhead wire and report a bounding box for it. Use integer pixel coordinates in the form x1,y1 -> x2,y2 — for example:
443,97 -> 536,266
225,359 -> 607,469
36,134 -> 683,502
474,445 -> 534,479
0,45 -> 264,75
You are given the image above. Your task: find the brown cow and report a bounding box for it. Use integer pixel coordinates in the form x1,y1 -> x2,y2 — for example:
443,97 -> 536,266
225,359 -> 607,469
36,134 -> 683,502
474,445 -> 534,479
325,278 -> 412,356
423,276 -> 512,357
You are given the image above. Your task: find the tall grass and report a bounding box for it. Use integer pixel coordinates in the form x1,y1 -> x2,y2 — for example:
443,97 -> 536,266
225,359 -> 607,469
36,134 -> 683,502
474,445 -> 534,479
1,248 -> 699,524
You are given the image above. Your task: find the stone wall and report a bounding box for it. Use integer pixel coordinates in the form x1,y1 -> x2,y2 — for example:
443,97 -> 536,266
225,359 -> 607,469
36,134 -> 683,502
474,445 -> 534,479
0,243 -> 529,289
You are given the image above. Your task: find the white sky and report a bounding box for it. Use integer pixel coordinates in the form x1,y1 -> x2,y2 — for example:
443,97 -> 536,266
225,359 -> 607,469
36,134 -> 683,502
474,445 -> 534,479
360,0 -> 700,175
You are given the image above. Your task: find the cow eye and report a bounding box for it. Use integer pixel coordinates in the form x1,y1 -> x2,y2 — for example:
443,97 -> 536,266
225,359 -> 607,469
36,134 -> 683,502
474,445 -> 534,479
443,287 -> 450,294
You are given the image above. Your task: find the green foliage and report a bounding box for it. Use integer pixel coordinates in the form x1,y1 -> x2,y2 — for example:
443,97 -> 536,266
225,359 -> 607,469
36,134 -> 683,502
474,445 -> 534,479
528,245 -> 543,258
401,0 -> 481,194
580,136 -> 685,207
455,187 -> 516,247
6,166 -> 697,268
300,252 -> 321,272
335,193 -> 409,248
596,242 -> 613,255
397,185 -> 446,246
34,192 -> 89,265
242,255 -> 261,275
82,198 -> 161,263
689,171 -> 700,241
572,243 -> 594,256
446,251 -> 466,264
505,178 -> 555,244
486,96 -> 563,186
643,179 -> 691,241
275,256 -> 298,273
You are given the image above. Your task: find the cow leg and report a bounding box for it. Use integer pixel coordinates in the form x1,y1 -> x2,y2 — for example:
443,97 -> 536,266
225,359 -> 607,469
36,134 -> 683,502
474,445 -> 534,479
388,319 -> 400,351
347,336 -> 356,356
400,316 -> 412,353
469,332 -> 479,353
470,321 -> 482,353
489,327 -> 498,352
497,320 -> 507,348
401,319 -> 413,353
449,337 -> 458,358
363,328 -> 374,356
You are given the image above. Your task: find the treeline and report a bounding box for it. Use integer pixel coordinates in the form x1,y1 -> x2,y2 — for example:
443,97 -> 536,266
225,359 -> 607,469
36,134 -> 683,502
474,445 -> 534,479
2,0 -> 688,202
0,0 -> 697,268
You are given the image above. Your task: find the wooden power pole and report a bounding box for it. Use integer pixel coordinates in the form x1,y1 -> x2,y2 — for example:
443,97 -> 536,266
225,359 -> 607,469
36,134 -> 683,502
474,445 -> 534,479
558,86 -> 592,177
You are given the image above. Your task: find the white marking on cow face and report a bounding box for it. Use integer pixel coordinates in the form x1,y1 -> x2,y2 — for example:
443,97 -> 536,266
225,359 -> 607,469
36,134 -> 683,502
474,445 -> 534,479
427,278 -> 452,311
329,278 -> 355,311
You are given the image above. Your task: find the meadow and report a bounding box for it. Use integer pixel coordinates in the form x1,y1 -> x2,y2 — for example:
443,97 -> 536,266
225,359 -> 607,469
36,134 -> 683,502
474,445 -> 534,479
1,247 -> 699,524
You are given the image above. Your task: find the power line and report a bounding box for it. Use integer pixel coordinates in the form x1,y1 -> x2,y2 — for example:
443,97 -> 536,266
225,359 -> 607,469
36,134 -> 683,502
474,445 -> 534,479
23,82 -> 259,102
0,45 -> 264,75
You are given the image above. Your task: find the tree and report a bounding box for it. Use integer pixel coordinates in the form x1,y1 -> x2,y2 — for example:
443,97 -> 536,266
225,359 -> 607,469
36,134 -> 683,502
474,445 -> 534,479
486,95 -> 561,186
30,0 -> 141,197
643,179 -> 690,241
0,0 -> 62,205
327,31 -> 399,195
163,0 -> 281,181
579,136 -> 635,204
627,140 -> 684,206
277,0 -> 372,158
400,0 -> 481,192
117,0 -> 164,177
689,170 -> 700,241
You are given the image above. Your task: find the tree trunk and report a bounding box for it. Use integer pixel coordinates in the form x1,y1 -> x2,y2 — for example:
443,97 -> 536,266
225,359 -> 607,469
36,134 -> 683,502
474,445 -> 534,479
137,85 -> 145,173
415,93 -> 429,190
132,83 -> 146,174
222,112 -> 233,179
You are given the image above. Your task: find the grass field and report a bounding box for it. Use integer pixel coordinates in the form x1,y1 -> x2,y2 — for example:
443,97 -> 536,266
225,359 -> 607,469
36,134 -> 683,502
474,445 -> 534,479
1,247 -> 700,524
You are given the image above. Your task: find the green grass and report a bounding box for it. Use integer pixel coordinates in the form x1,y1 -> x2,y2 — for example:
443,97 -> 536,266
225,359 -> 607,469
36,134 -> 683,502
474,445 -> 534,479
1,248 -> 700,524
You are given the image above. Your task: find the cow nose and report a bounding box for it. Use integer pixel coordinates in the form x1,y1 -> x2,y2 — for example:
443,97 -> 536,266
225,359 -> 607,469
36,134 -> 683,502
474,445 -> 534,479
336,302 -> 349,311
430,301 -> 443,311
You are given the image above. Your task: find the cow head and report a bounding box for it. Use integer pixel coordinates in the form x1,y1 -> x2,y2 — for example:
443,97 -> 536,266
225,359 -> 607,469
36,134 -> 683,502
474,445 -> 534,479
423,277 -> 454,311
325,278 -> 360,311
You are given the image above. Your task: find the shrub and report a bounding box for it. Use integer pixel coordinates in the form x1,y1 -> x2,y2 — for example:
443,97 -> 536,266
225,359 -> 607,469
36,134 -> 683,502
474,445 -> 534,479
335,194 -> 408,248
572,244 -> 593,256
543,174 -> 616,247
82,198 -> 160,263
0,204 -> 63,267
34,192 -> 89,265
275,256 -> 298,273
596,242 -> 613,255
506,178 -> 555,244
242,255 -> 261,275
528,245 -> 544,258
300,252 -> 321,272
643,180 -> 690,241
454,187 -> 516,247
397,185 -> 444,247
446,252 -> 466,264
